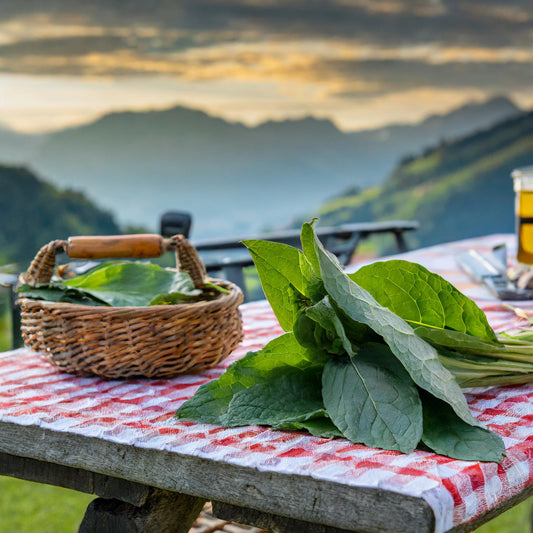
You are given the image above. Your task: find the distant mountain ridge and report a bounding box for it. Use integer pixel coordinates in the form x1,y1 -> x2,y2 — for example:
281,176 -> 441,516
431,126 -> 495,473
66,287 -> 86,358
28,107 -> 360,237
348,95 -> 522,180
0,95 -> 522,239
314,110 -> 533,249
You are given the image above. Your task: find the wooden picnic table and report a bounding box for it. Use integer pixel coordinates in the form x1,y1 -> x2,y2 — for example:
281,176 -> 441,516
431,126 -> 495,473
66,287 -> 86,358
1,234 -> 533,533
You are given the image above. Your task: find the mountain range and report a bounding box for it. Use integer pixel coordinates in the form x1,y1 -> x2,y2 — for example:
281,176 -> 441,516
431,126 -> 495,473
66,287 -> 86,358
313,110 -> 533,250
0,95 -> 523,239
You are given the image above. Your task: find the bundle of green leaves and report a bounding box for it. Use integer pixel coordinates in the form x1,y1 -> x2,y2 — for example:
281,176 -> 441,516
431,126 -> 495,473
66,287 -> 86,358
17,262 -> 224,307
175,222 -> 533,462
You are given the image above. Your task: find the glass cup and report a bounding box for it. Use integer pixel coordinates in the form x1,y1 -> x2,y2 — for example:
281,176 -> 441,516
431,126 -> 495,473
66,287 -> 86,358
512,166 -> 533,264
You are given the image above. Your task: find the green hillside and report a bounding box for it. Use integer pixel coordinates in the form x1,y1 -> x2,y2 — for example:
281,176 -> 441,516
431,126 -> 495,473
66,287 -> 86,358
314,111 -> 533,250
0,165 -> 120,267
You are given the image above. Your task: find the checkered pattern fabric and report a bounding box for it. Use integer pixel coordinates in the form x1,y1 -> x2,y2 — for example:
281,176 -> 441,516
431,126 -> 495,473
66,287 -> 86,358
1,234 -> 532,533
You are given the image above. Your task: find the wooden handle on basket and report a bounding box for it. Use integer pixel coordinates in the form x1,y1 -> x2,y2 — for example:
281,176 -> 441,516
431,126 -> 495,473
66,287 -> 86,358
23,233 -> 208,288
67,234 -> 166,259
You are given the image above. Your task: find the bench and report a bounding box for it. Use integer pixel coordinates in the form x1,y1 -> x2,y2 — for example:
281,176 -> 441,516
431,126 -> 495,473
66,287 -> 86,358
191,220 -> 419,300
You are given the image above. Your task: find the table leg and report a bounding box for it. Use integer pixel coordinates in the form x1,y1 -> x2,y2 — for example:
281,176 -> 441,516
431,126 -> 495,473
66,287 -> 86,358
79,488 -> 206,533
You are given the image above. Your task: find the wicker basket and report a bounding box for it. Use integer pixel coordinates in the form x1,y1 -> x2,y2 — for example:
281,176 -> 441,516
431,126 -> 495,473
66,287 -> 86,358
18,234 -> 244,379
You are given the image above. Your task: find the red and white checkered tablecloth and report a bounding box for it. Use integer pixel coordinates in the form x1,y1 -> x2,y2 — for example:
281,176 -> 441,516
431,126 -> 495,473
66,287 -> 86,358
1,234 -> 533,533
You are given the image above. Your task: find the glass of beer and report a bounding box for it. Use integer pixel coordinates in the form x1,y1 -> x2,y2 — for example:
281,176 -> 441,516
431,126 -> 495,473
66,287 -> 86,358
512,166 -> 533,264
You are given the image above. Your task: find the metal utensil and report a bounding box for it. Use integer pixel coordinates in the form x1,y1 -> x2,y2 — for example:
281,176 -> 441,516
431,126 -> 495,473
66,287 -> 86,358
457,249 -> 533,300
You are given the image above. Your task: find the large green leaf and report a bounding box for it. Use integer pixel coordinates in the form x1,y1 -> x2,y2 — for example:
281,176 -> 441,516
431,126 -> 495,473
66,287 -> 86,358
420,391 -> 505,462
243,240 -> 315,331
221,365 -> 326,427
243,240 -> 312,295
17,283 -> 110,306
322,344 -> 423,453
300,221 -> 321,273
174,376 -> 236,425
175,333 -> 327,424
313,231 -> 479,427
64,262 -> 199,307
350,260 -> 497,342
220,332 -> 327,383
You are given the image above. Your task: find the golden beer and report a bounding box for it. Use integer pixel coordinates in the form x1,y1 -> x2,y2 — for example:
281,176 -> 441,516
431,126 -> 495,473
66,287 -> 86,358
513,167 -> 533,264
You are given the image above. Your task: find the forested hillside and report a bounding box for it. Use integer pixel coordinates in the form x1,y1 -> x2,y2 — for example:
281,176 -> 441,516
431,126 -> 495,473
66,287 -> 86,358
313,111 -> 533,249
0,165 -> 120,267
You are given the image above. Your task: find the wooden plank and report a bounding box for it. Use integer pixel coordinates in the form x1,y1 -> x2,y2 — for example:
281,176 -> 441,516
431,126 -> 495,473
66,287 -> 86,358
0,421 -> 435,533
212,501 -> 357,533
0,451 -> 150,506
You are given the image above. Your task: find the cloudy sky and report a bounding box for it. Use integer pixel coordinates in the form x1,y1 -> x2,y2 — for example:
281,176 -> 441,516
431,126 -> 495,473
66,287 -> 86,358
0,0 -> 532,132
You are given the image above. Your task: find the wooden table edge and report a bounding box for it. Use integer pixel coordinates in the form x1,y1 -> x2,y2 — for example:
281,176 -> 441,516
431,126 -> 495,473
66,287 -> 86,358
0,420 -> 436,533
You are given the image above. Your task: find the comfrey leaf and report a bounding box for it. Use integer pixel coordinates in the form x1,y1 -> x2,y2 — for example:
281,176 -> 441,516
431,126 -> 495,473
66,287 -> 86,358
300,220 -> 321,273
176,221 -> 510,461
322,343 -> 423,454
243,240 -> 316,330
221,365 -> 326,427
64,262 -> 199,307
350,260 -> 497,342
312,230 -> 479,428
175,333 -> 327,425
293,308 -> 319,349
17,282 -> 110,306
420,390 -> 505,462
303,300 -> 348,356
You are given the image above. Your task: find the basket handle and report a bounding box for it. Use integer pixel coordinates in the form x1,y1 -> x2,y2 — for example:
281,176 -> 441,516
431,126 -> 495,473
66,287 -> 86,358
67,234 -> 167,259
23,234 -> 207,288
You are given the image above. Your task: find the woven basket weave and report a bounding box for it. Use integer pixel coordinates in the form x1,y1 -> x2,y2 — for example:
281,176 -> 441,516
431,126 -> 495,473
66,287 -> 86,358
18,234 -> 244,379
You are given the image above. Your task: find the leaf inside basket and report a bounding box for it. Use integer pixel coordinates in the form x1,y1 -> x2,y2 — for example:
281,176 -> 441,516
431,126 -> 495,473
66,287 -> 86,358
19,262 -> 204,307
17,283 -> 110,306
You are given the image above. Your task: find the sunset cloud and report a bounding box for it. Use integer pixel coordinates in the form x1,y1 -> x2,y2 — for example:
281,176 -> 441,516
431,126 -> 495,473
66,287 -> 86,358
1,1 -> 531,74
2,36 -> 530,99
0,0 -> 531,132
